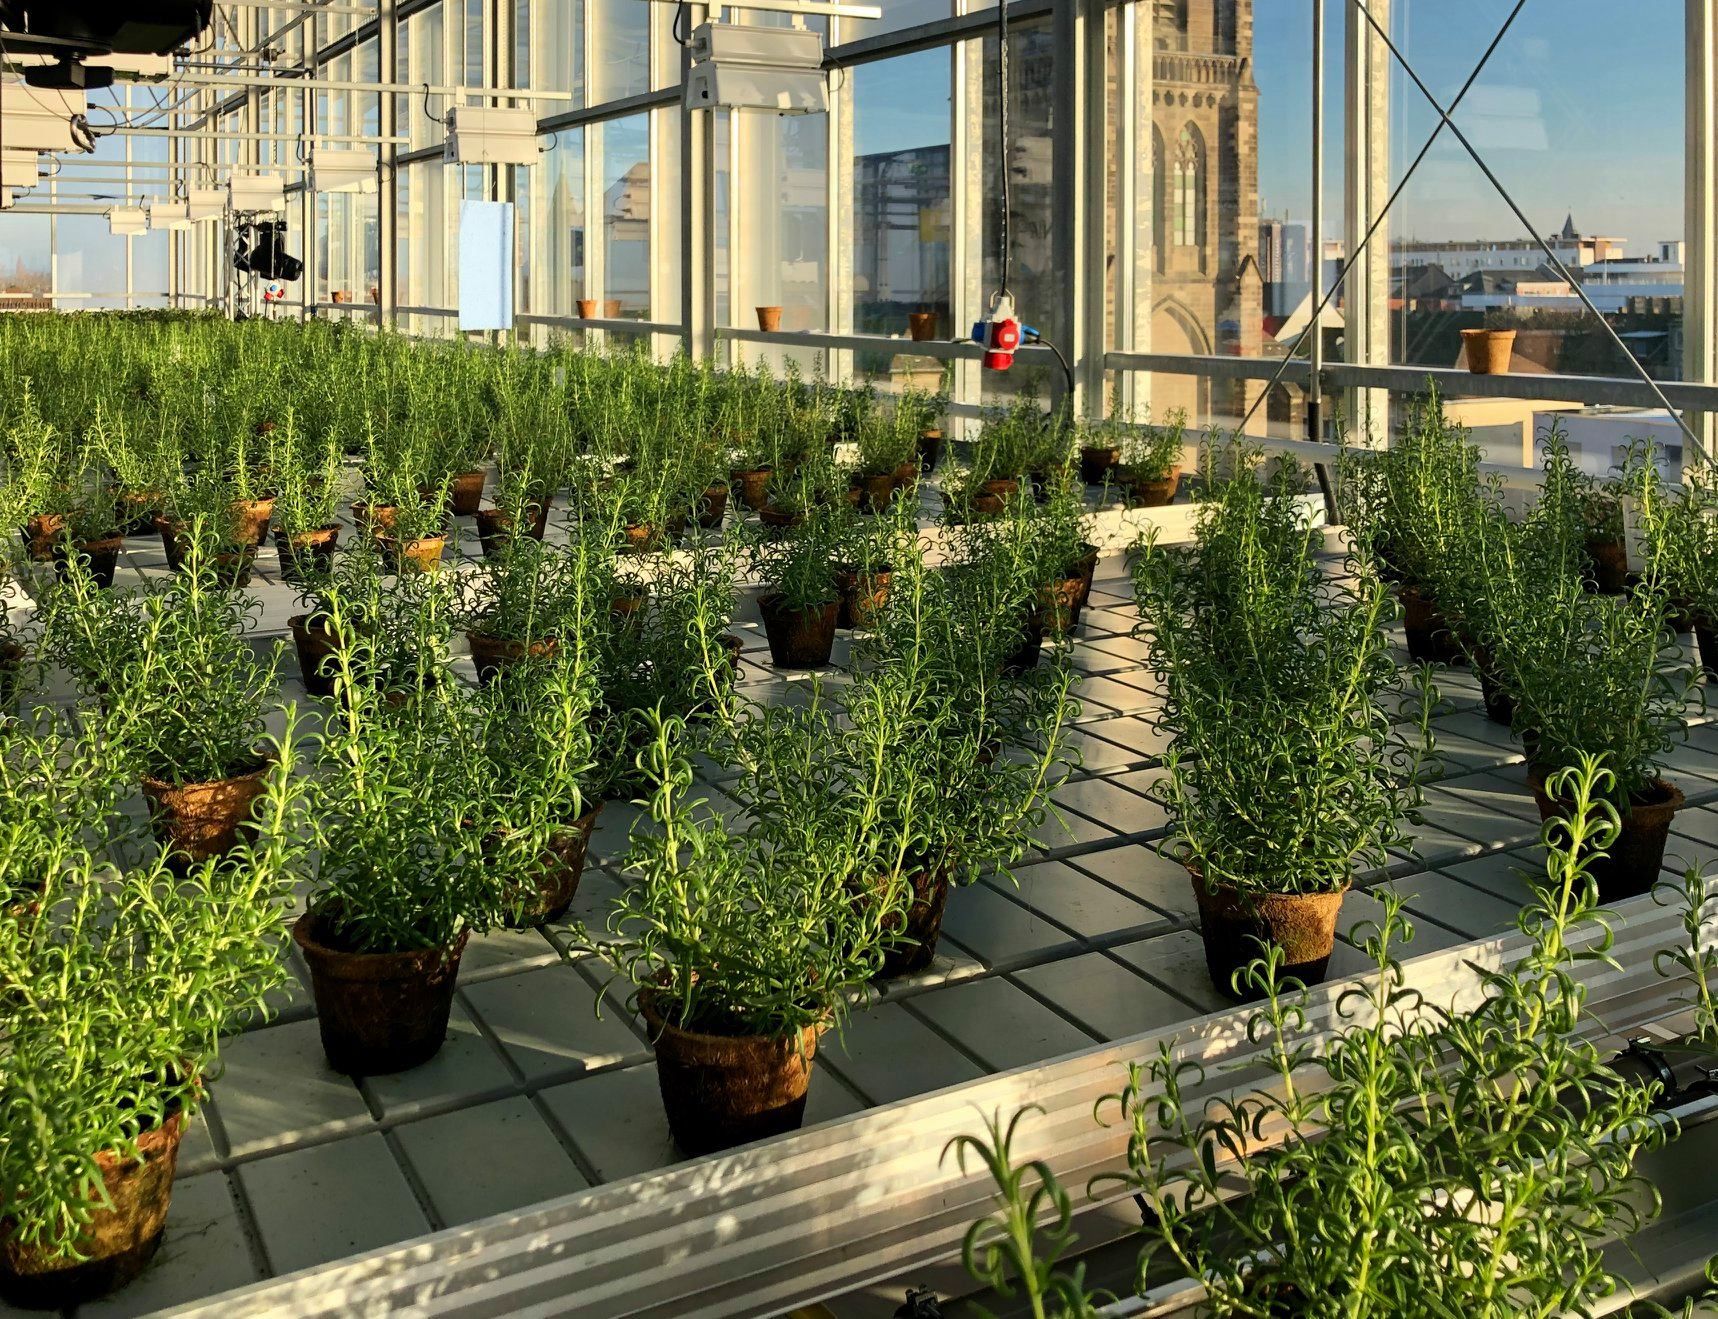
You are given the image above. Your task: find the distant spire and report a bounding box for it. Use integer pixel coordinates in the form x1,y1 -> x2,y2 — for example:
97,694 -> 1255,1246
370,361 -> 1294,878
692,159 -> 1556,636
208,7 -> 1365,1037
1560,212 -> 1578,240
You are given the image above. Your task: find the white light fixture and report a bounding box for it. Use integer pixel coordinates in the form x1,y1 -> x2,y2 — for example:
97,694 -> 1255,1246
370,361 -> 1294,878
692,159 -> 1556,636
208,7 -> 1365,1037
187,188 -> 226,221
0,83 -> 87,152
149,199 -> 191,230
443,106 -> 539,166
683,22 -> 828,115
0,150 -> 37,191
228,171 -> 286,214
108,207 -> 147,236
310,148 -> 377,194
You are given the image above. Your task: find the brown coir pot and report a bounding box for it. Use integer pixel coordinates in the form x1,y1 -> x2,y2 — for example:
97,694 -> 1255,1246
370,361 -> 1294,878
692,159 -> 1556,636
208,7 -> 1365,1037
499,804 -> 605,927
1192,876 -> 1348,1001
640,989 -> 822,1156
876,866 -> 953,978
141,757 -> 272,865
1528,772 -> 1684,902
293,910 -> 469,1075
0,1111 -> 187,1309
759,594 -> 838,669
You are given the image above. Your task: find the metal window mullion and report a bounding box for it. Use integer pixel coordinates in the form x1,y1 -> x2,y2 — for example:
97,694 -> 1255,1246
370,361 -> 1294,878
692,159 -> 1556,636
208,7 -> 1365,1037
827,10 -> 852,379
681,3 -> 715,360
1688,0 -> 1717,469
951,13 -> 982,426
1343,0 -> 1390,440
378,0 -> 400,325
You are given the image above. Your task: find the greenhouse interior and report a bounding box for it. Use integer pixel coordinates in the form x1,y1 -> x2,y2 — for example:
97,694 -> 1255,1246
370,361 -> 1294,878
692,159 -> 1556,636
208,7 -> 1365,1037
4,0 -> 1718,1315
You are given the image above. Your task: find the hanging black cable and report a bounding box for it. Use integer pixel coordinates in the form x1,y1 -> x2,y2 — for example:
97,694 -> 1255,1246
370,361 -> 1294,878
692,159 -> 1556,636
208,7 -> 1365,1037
994,0 -> 1011,302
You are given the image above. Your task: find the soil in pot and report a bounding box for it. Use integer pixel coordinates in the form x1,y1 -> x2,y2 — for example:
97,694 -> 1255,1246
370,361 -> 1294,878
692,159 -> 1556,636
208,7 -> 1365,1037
1192,877 -> 1348,1000
274,525 -> 340,584
1528,772 -> 1684,902
1038,573 -> 1087,637
467,632 -> 558,685
474,503 -> 550,556
229,497 -> 276,548
731,467 -> 774,513
350,500 -> 399,537
1584,534 -> 1629,595
876,866 -> 952,978
289,613 -> 344,698
1397,583 -> 1464,665
498,804 -> 604,927
759,593 -> 838,669
694,482 -> 730,530
640,990 -> 821,1156
1121,467 -> 1182,508
1080,445 -> 1121,486
834,564 -> 892,630
0,1110 -> 187,1310
141,756 -> 272,865
52,536 -> 123,590
116,490 -> 162,537
917,429 -> 944,475
292,910 -> 469,1075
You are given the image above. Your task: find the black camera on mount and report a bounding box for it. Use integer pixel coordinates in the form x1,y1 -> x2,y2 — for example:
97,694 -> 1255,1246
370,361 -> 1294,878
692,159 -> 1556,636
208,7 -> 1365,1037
233,221 -> 303,283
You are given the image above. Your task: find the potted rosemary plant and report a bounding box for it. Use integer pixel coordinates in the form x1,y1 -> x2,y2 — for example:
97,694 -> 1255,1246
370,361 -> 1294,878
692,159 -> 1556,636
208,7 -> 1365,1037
749,505 -> 843,669
1136,448 -> 1435,995
270,420 -> 345,583
1113,408 -> 1188,508
0,732 -> 300,1308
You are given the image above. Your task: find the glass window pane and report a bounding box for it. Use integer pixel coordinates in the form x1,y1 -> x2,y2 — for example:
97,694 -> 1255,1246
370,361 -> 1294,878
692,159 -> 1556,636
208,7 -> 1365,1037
601,116 -> 651,317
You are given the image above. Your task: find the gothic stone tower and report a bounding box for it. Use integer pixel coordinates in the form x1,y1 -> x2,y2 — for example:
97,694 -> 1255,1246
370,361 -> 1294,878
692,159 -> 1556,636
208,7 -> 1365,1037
1149,0 -> 1263,424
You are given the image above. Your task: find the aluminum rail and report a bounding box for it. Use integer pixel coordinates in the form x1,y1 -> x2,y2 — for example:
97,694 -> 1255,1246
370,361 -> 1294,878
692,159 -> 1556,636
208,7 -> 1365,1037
160,893 -> 1711,1319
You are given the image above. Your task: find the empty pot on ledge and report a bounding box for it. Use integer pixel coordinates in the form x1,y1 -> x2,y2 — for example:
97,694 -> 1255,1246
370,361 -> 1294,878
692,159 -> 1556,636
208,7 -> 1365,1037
756,305 -> 783,333
1461,328 -> 1516,375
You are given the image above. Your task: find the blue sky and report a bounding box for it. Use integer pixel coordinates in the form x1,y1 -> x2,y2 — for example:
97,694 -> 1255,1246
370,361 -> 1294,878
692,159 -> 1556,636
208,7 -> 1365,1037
1257,0 -> 1686,252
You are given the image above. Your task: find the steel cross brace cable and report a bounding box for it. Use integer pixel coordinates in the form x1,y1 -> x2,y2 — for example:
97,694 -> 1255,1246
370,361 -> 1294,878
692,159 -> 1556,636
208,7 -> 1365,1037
1233,0 -> 1528,441
1350,0 -> 1709,463
1236,0 -> 1706,466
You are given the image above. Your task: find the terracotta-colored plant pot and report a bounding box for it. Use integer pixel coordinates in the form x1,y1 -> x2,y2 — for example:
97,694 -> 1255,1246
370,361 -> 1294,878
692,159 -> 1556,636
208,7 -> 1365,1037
381,533 -> 446,574
756,305 -> 783,333
53,535 -> 124,590
758,504 -> 805,532
1528,772 -> 1684,902
498,804 -> 604,927
350,500 -> 399,537
621,522 -> 667,555
212,547 -> 258,589
892,460 -> 919,492
288,613 -> 345,698
731,467 -> 774,513
22,512 -> 64,562
1585,534 -> 1629,595
1192,876 -> 1348,1000
444,470 -> 487,517
1121,466 -> 1182,508
0,639 -> 26,711
759,593 -> 838,669
140,756 -> 271,865
603,299 -> 623,319
850,472 -> 896,515
917,429 -> 944,475
639,989 -> 821,1156
293,911 -> 469,1075
1068,543 -> 1100,622
0,1111 -> 187,1309
474,502 -> 550,556
876,866 -> 953,978
1079,445 -> 1122,486
834,564 -> 892,630
694,482 -> 730,530
1397,582 -> 1463,665
577,298 -> 598,319
229,496 -> 276,548
1461,327 -> 1516,375
467,631 -> 559,686
274,525 -> 340,585
908,311 -> 938,342
955,477 -> 1019,519
1466,640 -> 1515,726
